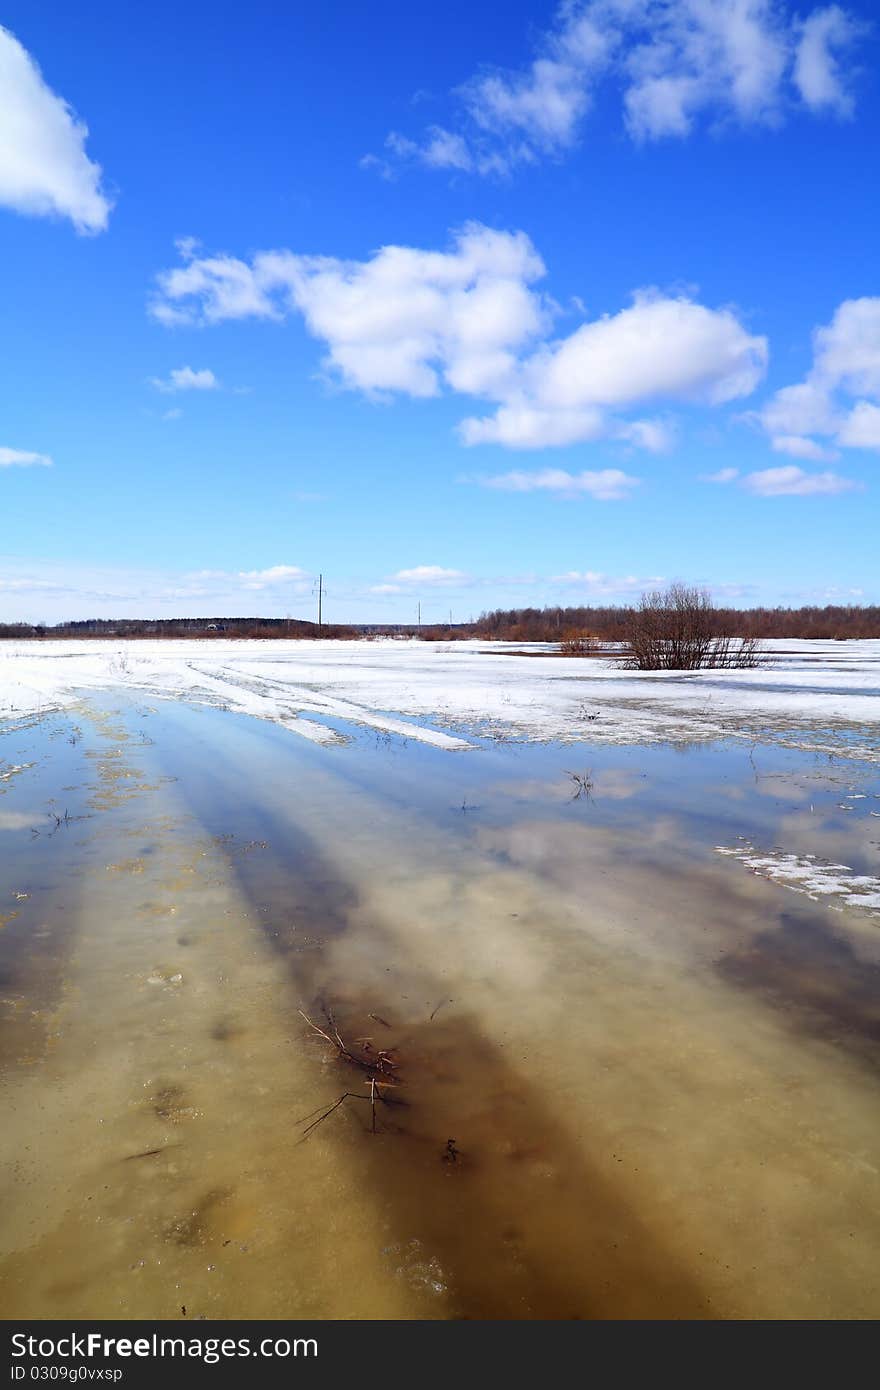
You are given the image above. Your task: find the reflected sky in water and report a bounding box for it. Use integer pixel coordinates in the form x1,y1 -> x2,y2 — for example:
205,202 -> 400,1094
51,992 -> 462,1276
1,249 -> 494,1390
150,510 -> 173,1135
1,697 -> 879,1319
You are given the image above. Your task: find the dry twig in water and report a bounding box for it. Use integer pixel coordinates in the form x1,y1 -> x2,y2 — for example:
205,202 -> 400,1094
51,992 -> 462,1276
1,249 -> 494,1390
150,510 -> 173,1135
297,1007 -> 399,1078
296,1005 -> 402,1142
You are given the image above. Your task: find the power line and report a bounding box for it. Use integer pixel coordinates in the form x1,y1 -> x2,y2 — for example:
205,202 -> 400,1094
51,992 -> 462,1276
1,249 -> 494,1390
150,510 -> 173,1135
312,573 -> 324,629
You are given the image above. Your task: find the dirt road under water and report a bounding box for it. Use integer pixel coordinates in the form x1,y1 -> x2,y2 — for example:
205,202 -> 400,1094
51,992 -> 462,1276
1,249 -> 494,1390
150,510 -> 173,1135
1,698 -> 879,1318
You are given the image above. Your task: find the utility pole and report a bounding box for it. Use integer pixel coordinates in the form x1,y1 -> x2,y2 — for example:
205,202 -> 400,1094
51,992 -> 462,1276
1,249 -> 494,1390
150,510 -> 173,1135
317,573 -> 323,630
417,601 -> 421,628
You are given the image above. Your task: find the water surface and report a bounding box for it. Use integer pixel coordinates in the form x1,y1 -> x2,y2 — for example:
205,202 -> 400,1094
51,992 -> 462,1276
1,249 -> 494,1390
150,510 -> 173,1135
1,697 -> 879,1318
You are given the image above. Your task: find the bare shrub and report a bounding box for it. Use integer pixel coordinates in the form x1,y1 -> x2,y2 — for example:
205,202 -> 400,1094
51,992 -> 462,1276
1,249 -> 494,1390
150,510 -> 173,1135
559,632 -> 600,656
623,583 -> 761,671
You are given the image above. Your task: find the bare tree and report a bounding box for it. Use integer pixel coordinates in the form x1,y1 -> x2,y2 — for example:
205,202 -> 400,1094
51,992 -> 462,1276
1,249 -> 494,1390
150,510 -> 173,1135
623,583 -> 761,671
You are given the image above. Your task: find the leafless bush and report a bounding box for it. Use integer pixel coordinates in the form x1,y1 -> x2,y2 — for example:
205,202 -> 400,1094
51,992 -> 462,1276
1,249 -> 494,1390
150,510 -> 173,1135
623,583 -> 762,671
559,633 -> 600,655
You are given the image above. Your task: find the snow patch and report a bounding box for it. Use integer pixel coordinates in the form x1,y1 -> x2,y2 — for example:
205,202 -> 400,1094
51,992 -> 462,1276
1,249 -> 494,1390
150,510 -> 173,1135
1,637 -> 880,757
715,843 -> 880,915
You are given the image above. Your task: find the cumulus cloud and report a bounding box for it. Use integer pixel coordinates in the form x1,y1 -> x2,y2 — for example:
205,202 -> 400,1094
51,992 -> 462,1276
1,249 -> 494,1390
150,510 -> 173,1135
366,1 -> 865,177
152,223 -> 547,400
152,226 -> 766,451
459,291 -> 766,448
742,464 -> 858,495
538,295 -> 764,406
481,467 -> 639,500
757,297 -> 880,457
702,466 -> 739,482
0,446 -> 52,468
150,366 -> 220,393
0,25 -> 112,232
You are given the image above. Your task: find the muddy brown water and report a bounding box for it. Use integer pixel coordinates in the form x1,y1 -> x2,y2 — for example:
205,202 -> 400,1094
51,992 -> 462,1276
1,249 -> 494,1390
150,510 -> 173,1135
1,697 -> 879,1319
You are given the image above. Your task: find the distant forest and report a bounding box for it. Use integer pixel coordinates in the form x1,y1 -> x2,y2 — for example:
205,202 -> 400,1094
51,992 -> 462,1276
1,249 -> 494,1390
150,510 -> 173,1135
0,617 -> 358,640
1,604 -> 879,642
464,604 -> 880,642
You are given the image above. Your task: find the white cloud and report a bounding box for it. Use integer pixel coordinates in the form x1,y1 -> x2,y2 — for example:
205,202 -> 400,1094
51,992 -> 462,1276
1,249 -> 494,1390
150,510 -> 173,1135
759,379 -> 838,437
368,1 -> 865,177
151,224 -> 547,400
812,296 -> 880,396
189,564 -> 308,592
460,290 -> 766,448
462,7 -> 612,153
391,566 -> 467,585
528,293 -> 764,406
702,466 -> 739,483
150,253 -> 281,326
742,465 -> 858,495
233,565 -> 307,591
837,400 -> 880,450
0,446 -> 52,468
794,583 -> 865,600
175,235 -> 201,261
422,127 -> 475,170
618,417 -> 676,452
387,126 -> 477,172
482,467 -> 639,500
622,0 -> 792,140
0,25 -> 111,233
0,577 -> 60,592
238,564 -> 305,583
793,5 -> 863,115
551,569 -> 663,593
152,228 -> 766,452
771,433 -> 838,461
150,366 -> 220,393
758,297 -> 880,456
0,558 -> 318,623
460,404 -> 606,448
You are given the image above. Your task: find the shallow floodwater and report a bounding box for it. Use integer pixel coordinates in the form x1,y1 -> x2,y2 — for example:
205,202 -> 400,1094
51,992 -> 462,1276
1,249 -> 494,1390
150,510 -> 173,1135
1,698 -> 879,1319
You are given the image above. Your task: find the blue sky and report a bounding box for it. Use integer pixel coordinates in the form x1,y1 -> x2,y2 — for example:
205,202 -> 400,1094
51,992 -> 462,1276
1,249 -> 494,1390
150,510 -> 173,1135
1,0 -> 877,623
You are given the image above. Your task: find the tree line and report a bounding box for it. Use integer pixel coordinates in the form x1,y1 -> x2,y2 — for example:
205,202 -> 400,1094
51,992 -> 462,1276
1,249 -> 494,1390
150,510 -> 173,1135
0,617 -> 358,640
2,600 -> 878,647
468,602 -> 880,643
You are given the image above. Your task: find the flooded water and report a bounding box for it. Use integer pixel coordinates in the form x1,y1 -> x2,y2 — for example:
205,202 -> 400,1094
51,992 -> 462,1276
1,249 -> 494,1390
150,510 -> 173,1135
1,697 -> 879,1319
